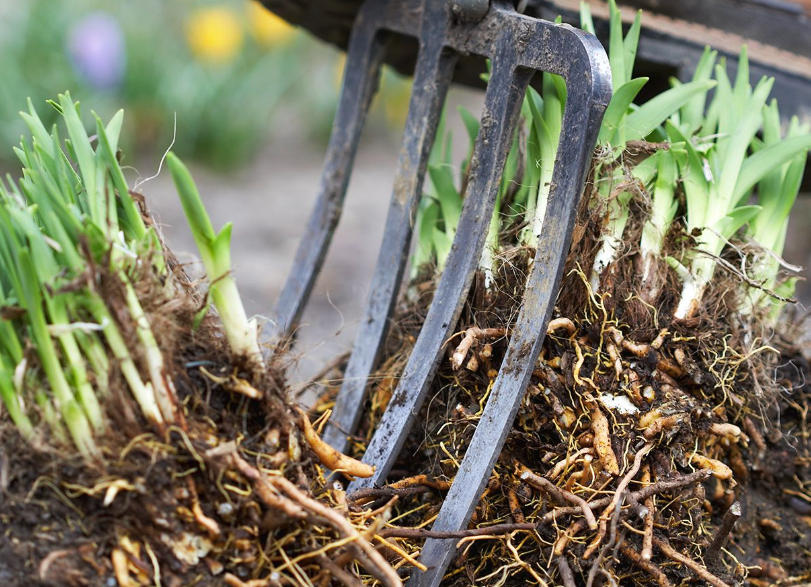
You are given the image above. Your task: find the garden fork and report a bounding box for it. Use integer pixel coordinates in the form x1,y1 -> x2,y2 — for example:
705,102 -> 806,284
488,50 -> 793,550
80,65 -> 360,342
268,0 -> 610,583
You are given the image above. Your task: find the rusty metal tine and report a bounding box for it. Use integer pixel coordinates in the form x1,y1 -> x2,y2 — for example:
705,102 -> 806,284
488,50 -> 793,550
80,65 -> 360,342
408,28 -> 611,587
267,14 -> 386,352
322,7 -> 458,455
349,44 -> 534,492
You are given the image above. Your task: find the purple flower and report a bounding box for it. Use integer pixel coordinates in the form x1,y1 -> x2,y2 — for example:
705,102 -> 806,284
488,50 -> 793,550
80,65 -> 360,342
68,12 -> 126,91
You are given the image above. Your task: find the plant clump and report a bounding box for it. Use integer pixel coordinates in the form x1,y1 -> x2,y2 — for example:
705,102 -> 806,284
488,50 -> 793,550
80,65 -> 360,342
0,95 -> 404,587
311,2 -> 811,586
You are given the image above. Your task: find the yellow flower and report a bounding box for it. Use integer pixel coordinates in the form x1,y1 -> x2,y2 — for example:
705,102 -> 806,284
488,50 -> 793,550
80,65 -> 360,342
381,72 -> 412,128
186,6 -> 244,64
334,55 -> 346,89
248,2 -> 295,47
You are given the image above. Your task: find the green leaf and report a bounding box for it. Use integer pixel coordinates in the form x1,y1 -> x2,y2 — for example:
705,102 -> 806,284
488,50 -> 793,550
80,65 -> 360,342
20,99 -> 56,160
598,77 -> 648,144
428,164 -> 461,232
608,0 -> 626,89
94,113 -> 146,243
652,148 -> 678,221
212,222 -> 234,277
105,110 -> 125,152
666,120 -> 708,230
734,135 -> 811,204
621,79 -> 716,143
433,227 -> 453,269
773,137 -> 808,223
500,132 -> 520,198
681,46 -> 717,134
732,45 -> 750,110
716,76 -> 773,203
192,300 -> 211,331
623,10 -> 642,79
579,2 -> 596,35
549,74 -> 568,113
458,106 -> 480,174
630,150 -> 658,184
428,111 -> 448,168
714,205 -> 761,239
754,100 -> 783,207
458,106 -> 480,144
58,93 -> 100,223
166,152 -> 217,245
415,200 -> 440,269
443,130 -> 454,167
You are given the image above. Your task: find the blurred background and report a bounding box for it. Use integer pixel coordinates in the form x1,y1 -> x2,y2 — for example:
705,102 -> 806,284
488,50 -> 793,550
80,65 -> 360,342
0,0 -> 808,384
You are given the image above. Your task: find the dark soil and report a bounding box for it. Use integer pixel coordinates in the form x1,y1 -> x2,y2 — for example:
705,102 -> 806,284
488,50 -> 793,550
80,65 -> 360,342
0,345 -> 306,586
312,181 -> 811,586
0,253 -> 315,587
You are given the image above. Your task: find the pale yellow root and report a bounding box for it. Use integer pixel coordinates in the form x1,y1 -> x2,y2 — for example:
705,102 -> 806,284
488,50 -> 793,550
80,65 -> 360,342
709,423 -> 742,441
111,549 -> 137,587
388,474 -> 451,491
549,448 -> 594,480
224,574 -> 271,587
690,452 -> 733,480
590,405 -> 619,476
298,409 -> 375,478
641,412 -> 683,439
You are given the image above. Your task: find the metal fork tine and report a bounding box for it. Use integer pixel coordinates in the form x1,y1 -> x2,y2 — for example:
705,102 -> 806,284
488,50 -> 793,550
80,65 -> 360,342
322,7 -> 458,455
407,27 -> 611,586
349,45 -> 534,492
267,15 -> 386,351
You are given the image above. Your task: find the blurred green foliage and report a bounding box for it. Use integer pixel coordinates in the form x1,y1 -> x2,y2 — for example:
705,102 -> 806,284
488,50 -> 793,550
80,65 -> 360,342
0,0 -> 412,171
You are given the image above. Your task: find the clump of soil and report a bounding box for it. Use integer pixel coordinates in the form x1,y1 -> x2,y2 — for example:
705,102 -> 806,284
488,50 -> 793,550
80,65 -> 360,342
0,250 -> 397,587
312,172 -> 811,586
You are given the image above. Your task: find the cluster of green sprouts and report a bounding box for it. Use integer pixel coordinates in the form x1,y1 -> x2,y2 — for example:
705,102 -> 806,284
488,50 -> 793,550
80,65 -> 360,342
665,48 -> 811,318
414,0 -> 810,321
0,94 -> 261,457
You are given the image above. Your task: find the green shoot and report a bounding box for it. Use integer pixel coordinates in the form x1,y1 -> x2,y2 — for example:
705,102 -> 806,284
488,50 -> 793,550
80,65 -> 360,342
0,357 -> 33,438
667,52 -> 811,318
638,146 -> 680,297
520,77 -> 565,249
10,204 -> 105,433
0,96 -> 184,452
16,244 -> 97,457
166,152 -> 265,371
585,0 -> 716,290
741,101 -> 810,317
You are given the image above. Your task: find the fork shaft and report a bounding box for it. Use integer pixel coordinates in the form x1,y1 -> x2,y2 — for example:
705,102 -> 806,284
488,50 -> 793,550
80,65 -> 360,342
323,5 -> 458,455
268,15 -> 386,351
349,40 -> 533,491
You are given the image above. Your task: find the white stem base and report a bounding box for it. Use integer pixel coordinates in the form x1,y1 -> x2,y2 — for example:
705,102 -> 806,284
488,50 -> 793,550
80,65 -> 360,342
212,279 -> 265,371
674,277 -> 707,320
590,234 -> 620,292
480,246 -> 495,290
